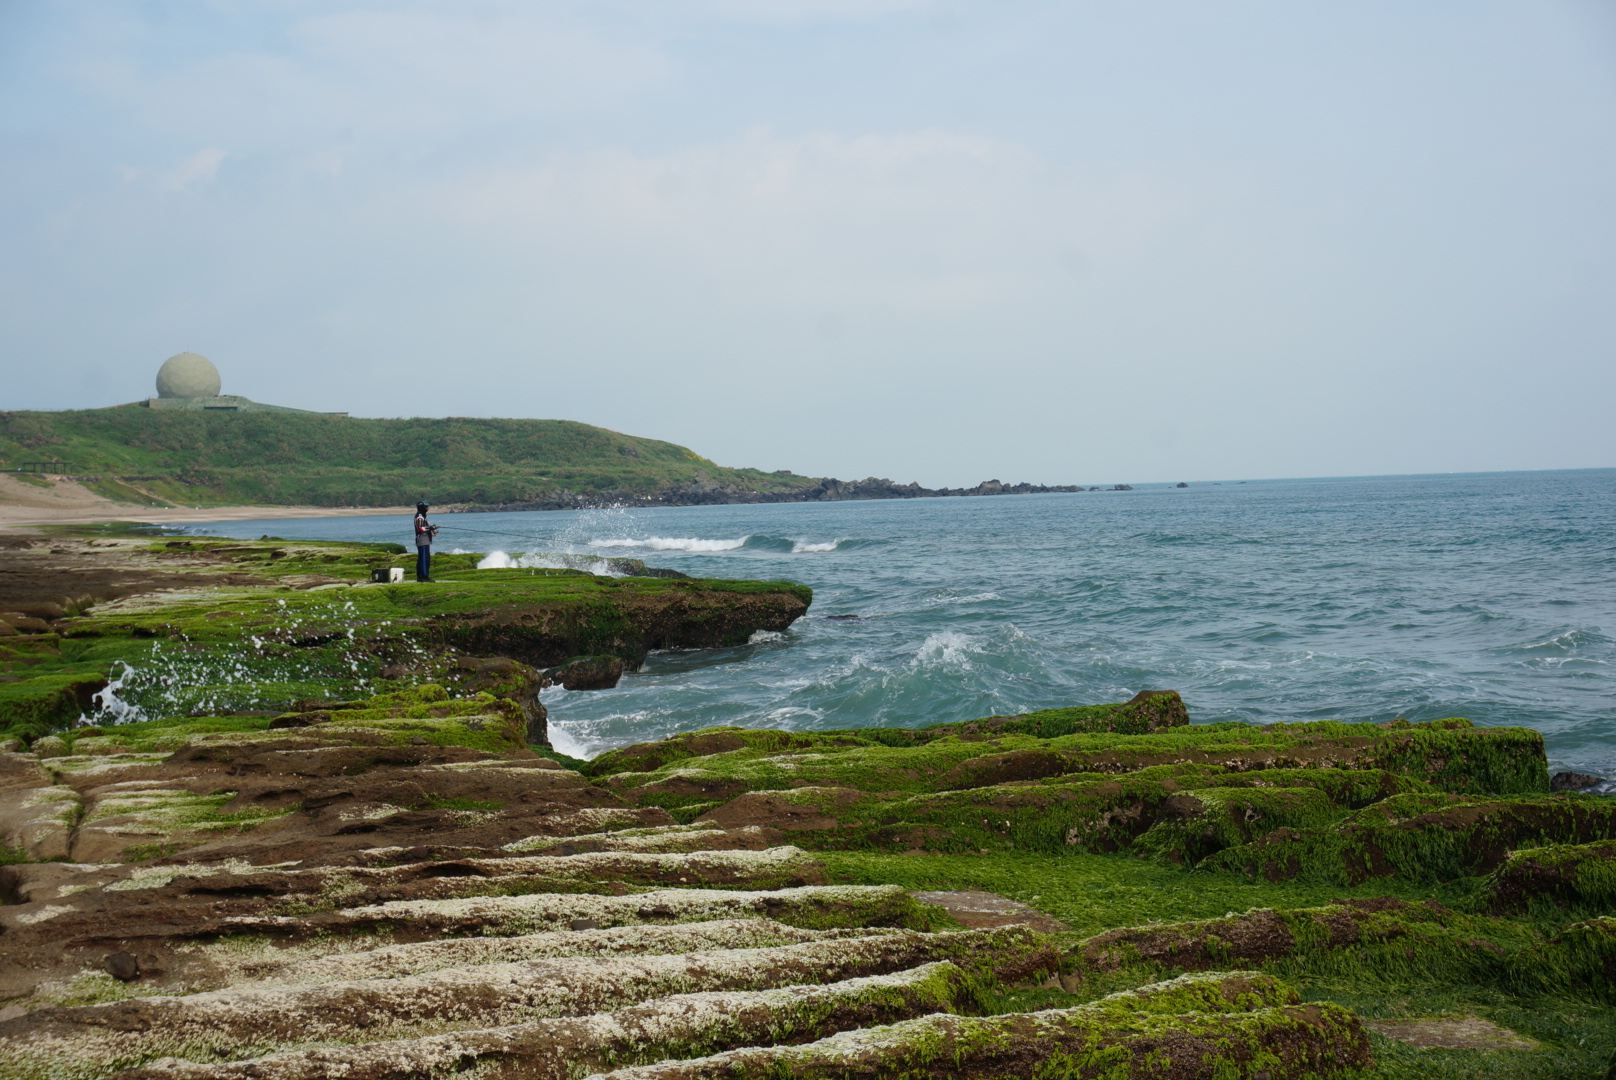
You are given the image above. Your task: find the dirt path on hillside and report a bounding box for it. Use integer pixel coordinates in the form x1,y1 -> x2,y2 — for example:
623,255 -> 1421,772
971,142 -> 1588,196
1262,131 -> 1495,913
0,474 -> 409,531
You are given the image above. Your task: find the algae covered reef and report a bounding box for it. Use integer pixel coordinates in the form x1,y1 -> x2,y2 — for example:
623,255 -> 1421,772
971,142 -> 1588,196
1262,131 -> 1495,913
0,533 -> 1613,1077
0,530 -> 810,747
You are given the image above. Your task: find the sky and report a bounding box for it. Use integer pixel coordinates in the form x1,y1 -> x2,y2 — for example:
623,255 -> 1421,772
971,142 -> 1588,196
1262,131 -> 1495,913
2,1 -> 1614,486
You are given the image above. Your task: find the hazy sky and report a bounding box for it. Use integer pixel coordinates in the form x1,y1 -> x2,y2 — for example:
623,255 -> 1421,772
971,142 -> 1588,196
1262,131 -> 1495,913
3,1 -> 1614,485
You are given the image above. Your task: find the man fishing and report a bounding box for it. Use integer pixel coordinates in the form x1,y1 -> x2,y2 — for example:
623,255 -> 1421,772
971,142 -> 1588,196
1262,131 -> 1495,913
413,502 -> 438,582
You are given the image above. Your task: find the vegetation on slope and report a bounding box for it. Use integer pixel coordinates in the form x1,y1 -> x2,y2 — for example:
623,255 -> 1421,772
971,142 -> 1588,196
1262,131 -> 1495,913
0,407 -> 817,507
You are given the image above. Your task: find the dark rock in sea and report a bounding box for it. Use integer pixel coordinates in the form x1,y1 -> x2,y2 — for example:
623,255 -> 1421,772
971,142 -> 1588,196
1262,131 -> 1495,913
1111,484 -> 1134,491
549,655 -> 626,691
1551,771 -> 1611,793
1176,482 -> 1188,488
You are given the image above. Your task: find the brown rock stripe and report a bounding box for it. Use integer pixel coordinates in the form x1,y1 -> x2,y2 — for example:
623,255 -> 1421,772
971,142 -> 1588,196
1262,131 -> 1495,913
111,961 -> 976,1080
0,928 -> 1054,1077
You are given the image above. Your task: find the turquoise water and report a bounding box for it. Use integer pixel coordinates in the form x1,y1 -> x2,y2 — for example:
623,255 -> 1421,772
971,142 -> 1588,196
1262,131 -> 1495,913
186,469 -> 1616,777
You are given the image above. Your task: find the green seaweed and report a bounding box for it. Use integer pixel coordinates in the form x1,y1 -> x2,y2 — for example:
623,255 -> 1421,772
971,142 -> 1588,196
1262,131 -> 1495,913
1204,793 -> 1616,886
1478,839 -> 1616,917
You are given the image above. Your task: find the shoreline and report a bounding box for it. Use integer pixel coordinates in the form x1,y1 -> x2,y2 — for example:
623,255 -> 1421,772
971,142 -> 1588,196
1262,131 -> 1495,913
0,501 -> 415,531
0,472 -> 415,531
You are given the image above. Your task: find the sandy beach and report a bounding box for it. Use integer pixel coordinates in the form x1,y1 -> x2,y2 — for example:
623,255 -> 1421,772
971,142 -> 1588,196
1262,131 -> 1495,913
0,473 -> 408,531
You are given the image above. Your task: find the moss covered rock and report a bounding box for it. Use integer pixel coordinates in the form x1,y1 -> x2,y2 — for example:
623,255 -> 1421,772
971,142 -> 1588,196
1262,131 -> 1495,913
584,971 -> 1370,1080
1480,838 -> 1616,916
1202,793 -> 1616,885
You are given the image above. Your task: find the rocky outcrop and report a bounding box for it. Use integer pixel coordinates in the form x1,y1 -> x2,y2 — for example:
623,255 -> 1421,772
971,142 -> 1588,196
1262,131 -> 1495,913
0,536 -> 813,749
449,476 -> 1094,513
426,584 -> 810,671
586,972 -> 1369,1080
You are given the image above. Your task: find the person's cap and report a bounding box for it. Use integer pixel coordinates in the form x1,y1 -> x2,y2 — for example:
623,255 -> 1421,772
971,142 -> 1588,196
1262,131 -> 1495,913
416,502 -> 429,511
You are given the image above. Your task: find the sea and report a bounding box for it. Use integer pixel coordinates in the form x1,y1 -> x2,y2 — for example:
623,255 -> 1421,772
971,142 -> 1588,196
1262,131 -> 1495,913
181,469 -> 1616,779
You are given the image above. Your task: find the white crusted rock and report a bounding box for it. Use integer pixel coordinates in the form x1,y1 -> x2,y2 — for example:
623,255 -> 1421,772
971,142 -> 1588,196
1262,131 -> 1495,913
0,928 -> 1052,1076
108,962 -> 977,1080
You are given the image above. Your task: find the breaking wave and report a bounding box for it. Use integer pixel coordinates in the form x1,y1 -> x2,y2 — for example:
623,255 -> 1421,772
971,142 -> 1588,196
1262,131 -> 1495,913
589,536 -> 749,553
477,550 -> 623,574
587,535 -> 863,554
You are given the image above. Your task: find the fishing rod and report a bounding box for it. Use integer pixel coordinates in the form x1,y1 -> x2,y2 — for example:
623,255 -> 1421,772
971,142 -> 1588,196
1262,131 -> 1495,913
427,523 -> 548,542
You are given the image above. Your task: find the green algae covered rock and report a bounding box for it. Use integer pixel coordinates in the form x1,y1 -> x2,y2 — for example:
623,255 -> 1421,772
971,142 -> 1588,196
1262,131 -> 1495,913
1,547 -> 813,743
1542,916 -> 1616,1001
52,686 -> 533,760
27,735 -> 68,759
1480,837 -> 1616,916
0,673 -> 107,743
1202,792 -> 1616,885
582,970 -> 1370,1080
601,718 -> 1548,817
587,727 -> 877,779
921,688 -> 1192,740
1065,897 -> 1538,990
686,766 -> 1429,862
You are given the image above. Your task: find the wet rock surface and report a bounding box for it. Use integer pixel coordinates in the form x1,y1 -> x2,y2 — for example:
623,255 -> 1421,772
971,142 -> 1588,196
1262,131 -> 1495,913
907,890 -> 1069,933
0,537 -> 1610,1078
1366,1015 -> 1540,1050
0,690 -> 1427,1079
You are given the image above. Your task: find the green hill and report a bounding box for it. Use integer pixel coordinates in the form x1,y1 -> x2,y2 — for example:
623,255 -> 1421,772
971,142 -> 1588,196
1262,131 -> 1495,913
0,406 -> 818,508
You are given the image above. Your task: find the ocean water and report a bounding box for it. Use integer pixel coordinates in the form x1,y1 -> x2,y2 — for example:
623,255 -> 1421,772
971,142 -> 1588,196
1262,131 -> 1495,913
184,469 -> 1616,778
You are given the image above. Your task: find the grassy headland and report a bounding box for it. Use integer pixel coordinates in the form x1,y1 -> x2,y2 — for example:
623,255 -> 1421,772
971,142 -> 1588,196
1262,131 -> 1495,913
0,407 -> 1088,511
0,407 -> 818,509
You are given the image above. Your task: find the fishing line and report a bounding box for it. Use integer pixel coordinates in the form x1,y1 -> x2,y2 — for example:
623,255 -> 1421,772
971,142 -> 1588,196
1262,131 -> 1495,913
428,523 -> 547,541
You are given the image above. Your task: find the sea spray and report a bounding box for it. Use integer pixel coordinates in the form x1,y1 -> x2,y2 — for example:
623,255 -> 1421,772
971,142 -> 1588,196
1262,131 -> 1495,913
590,536 -> 752,553
78,597 -> 441,722
478,550 -> 627,574
86,660 -> 147,725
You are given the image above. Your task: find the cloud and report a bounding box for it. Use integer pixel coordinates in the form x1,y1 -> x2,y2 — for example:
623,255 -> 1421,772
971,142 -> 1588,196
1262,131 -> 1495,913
693,0 -> 933,24
94,7 -> 674,148
153,147 -> 229,192
421,126 -> 1183,313
3,1 -> 1613,480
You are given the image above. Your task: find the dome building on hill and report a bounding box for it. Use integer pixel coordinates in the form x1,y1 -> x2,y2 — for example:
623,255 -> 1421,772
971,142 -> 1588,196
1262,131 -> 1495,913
140,353 -> 346,415
156,352 -> 221,398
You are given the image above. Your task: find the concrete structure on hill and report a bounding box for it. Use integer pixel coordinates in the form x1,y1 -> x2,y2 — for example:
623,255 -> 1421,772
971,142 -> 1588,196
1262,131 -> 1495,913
141,353 -> 347,415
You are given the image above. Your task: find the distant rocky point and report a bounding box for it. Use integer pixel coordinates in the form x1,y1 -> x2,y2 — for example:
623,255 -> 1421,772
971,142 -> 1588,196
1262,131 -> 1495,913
447,475 -> 1125,513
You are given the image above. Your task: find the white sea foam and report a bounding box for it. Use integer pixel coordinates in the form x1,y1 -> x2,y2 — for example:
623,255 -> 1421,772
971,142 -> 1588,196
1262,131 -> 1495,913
477,550 -> 624,575
589,536 -> 750,552
87,661 -> 147,725
923,591 -> 1002,606
791,540 -> 840,553
544,722 -> 594,762
912,631 -> 981,670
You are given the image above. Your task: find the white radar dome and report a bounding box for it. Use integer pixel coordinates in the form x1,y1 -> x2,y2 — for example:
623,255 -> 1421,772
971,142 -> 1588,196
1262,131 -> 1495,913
156,352 -> 222,398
